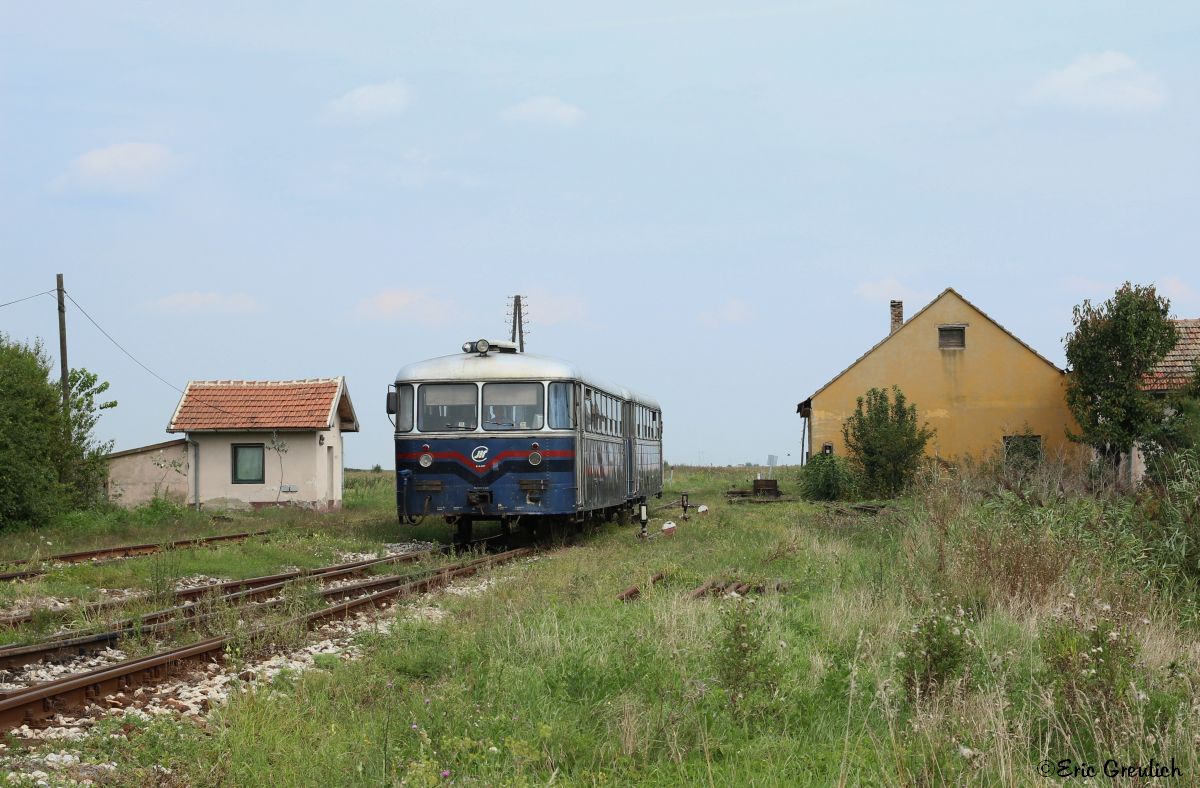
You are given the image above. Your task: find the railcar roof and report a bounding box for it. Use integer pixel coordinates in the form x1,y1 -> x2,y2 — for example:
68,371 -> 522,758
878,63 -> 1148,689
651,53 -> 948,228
394,351 -> 660,409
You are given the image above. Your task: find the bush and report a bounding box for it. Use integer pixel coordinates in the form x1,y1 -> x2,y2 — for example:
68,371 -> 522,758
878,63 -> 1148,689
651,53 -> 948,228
895,597 -> 978,700
1040,601 -> 1138,714
798,454 -> 859,501
842,386 -> 934,497
0,335 -> 115,528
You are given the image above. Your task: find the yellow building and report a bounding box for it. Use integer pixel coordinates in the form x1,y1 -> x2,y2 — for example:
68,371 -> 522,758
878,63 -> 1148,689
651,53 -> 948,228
797,288 -> 1079,462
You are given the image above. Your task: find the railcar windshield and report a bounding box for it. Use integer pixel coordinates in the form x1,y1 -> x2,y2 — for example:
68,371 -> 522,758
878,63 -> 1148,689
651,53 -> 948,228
418,384 -> 478,431
482,382 -> 544,431
396,384 -> 414,432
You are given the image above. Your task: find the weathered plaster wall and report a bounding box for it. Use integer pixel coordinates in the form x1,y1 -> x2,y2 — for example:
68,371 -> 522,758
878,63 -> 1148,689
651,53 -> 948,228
810,291 -> 1081,462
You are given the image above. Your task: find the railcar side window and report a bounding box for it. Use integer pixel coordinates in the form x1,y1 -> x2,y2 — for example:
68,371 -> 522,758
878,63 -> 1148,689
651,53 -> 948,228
397,384 -> 414,432
548,382 -> 574,429
482,383 -> 544,431
418,384 -> 478,431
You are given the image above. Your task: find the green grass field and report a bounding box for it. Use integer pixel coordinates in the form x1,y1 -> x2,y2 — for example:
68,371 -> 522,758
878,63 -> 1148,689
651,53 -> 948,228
4,467 -> 1200,786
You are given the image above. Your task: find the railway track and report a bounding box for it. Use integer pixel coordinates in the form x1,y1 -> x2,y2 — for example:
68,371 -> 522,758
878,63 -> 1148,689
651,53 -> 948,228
0,545 -> 441,630
0,547 -> 444,671
0,531 -> 272,582
0,547 -> 531,729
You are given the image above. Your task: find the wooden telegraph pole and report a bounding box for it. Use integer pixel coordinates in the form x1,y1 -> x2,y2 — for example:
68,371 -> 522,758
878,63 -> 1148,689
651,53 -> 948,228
509,295 -> 527,352
56,273 -> 69,410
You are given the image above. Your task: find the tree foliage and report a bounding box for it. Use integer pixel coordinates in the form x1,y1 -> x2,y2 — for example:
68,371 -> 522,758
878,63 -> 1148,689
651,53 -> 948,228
841,386 -> 934,497
0,334 -> 116,528
798,453 -> 859,501
1063,283 -> 1178,466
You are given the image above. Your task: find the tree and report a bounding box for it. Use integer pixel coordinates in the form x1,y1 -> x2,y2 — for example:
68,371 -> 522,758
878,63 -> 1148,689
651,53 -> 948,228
55,367 -> 117,509
842,386 -> 934,497
0,334 -> 116,528
1063,283 -> 1178,475
0,337 -> 63,526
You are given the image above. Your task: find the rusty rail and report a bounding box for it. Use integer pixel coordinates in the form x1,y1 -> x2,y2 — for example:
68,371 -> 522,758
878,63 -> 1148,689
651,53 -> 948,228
0,547 -> 532,729
0,531 -> 273,582
0,546 -> 441,630
0,548 -> 443,671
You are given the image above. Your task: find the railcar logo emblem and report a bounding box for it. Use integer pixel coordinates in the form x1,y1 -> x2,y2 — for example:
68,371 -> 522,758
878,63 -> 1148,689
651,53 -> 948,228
471,446 -> 489,463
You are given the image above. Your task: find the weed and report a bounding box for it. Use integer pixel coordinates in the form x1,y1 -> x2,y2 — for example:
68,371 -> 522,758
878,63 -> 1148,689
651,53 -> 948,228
895,597 -> 978,701
1040,599 -> 1138,716
713,598 -> 780,717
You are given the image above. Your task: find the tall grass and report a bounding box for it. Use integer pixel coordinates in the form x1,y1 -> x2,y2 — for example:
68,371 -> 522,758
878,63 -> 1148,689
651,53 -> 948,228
35,461 -> 1200,784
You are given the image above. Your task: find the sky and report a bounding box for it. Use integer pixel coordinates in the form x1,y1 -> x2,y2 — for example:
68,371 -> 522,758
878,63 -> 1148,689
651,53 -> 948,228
1,1 -> 1198,468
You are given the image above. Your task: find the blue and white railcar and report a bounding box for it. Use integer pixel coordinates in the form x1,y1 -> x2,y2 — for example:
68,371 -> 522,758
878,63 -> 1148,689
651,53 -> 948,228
387,339 -> 662,538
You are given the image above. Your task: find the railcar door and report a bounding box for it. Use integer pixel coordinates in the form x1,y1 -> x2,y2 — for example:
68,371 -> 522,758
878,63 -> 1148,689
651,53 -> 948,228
624,401 -> 637,501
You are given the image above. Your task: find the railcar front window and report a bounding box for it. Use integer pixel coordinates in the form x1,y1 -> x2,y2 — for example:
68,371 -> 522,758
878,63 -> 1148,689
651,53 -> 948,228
482,383 -> 544,431
418,384 -> 478,431
549,382 -> 574,429
397,384 -> 414,432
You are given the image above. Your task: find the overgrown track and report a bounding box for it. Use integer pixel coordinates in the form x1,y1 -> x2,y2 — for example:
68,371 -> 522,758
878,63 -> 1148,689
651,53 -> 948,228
0,546 -> 442,630
0,547 -> 444,670
0,547 -> 532,730
0,531 -> 273,582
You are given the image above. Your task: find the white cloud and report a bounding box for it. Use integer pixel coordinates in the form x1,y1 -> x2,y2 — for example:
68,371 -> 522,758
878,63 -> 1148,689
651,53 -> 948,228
148,292 -> 260,313
501,96 -> 585,127
854,277 -> 927,305
55,142 -> 175,194
354,289 -> 458,323
1161,276 -> 1200,314
700,299 -> 753,327
324,80 -> 410,124
1030,52 -> 1166,112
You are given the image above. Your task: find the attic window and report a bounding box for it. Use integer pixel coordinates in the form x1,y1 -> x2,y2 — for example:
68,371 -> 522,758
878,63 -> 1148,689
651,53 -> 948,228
938,326 -> 966,349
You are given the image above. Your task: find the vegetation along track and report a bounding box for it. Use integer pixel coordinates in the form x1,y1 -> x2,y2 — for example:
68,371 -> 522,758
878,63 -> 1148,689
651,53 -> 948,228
0,545 -> 441,630
0,546 -> 444,670
0,531 -> 273,582
0,547 -> 532,730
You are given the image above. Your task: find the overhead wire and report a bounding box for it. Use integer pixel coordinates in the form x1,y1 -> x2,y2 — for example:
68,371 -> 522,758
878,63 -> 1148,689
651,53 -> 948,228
62,290 -> 250,422
0,290 -> 55,309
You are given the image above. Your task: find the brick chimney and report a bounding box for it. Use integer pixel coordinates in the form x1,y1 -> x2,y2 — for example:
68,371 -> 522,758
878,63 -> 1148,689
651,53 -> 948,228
890,300 -> 904,335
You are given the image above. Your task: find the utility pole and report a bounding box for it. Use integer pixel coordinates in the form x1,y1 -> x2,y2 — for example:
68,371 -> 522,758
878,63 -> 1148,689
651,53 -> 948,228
508,295 -> 527,352
56,274 -> 69,411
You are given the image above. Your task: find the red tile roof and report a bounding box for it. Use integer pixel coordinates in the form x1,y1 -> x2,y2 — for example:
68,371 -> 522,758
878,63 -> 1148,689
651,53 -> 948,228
167,378 -> 358,432
1143,319 -> 1200,392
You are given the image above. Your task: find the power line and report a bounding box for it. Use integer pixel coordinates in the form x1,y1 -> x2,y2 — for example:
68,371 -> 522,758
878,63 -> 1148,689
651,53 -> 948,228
0,289 -> 55,309
62,290 -> 248,422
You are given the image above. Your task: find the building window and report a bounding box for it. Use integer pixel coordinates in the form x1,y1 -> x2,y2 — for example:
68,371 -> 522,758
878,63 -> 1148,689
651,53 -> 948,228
938,326 -> 966,349
822,442 -> 834,455
232,444 -> 265,484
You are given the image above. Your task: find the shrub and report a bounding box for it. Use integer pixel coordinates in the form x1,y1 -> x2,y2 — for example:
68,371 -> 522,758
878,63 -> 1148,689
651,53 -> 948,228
1040,601 -> 1138,714
714,600 -> 780,716
798,453 -> 859,501
842,386 -> 934,497
895,597 -> 978,701
0,335 -> 116,528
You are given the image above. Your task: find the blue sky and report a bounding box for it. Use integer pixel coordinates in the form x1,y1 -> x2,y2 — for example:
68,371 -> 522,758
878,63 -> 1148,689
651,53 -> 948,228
2,2 -> 1198,467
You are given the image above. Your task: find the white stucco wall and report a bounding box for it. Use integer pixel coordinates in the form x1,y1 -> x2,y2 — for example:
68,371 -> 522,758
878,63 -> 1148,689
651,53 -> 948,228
190,427 -> 344,509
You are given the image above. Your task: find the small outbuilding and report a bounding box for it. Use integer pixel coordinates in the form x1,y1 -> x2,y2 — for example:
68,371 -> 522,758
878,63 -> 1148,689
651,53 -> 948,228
158,377 -> 359,510
105,438 -> 190,507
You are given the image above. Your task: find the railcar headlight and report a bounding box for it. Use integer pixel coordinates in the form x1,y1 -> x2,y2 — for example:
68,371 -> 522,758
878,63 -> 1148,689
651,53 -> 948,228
474,338 -> 490,354
462,342 -> 473,353
419,453 -> 434,468
528,451 -> 543,466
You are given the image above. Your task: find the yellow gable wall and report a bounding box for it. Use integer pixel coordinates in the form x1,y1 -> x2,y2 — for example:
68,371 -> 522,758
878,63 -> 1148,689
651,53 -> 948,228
809,291 -> 1080,462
